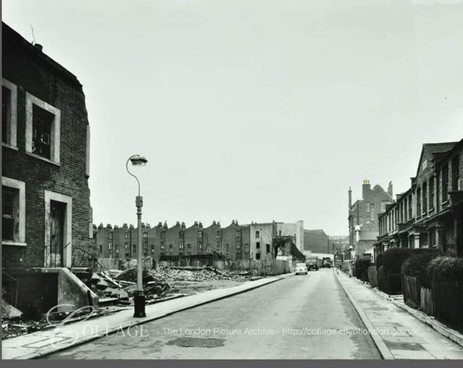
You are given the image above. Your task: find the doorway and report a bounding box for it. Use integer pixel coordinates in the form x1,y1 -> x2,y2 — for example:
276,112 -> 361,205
49,200 -> 66,267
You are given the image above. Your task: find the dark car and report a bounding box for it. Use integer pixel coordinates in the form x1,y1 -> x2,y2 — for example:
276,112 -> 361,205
306,260 -> 319,271
322,257 -> 332,268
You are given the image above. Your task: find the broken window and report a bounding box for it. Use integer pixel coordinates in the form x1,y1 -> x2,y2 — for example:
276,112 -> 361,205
256,253 -> 261,260
266,244 -> 270,253
2,81 -> 17,148
125,232 -> 129,239
32,104 -> 54,159
255,231 -> 260,238
2,186 -> 20,242
143,232 -> 148,238
256,242 -> 260,249
2,86 -> 11,145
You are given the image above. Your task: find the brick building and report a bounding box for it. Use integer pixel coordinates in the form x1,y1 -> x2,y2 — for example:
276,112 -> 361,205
303,229 -> 330,253
94,219 -> 300,264
376,140 -> 463,258
2,23 -> 93,269
348,180 -> 393,258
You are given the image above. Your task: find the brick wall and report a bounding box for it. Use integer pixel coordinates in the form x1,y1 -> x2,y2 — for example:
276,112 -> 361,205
2,23 -> 91,268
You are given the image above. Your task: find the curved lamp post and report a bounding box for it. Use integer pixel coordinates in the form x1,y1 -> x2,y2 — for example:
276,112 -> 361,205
126,154 -> 148,318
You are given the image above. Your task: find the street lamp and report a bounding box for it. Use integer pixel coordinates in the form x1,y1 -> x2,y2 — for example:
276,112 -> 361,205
126,154 -> 148,318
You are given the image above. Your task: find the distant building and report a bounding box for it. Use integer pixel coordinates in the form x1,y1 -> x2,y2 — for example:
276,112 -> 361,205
348,180 -> 393,258
329,235 -> 349,254
94,219 -> 303,263
304,229 -> 330,253
376,140 -> 463,259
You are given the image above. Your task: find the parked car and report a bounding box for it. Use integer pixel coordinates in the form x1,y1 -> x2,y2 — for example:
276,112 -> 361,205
295,262 -> 308,275
322,257 -> 332,268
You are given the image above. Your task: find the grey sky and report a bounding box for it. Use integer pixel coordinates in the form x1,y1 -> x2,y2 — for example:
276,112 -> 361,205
4,0 -> 463,235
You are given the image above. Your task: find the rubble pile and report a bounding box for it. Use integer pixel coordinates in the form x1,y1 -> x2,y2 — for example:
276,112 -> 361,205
88,268 -> 174,303
151,266 -> 253,282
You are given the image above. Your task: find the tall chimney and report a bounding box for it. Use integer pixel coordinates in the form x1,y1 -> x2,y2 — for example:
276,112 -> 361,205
362,179 -> 371,200
348,187 -> 352,209
388,181 -> 393,197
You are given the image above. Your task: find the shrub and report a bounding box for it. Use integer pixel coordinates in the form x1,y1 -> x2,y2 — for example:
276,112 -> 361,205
401,250 -> 441,288
427,256 -> 463,283
382,248 -> 413,274
354,258 -> 371,281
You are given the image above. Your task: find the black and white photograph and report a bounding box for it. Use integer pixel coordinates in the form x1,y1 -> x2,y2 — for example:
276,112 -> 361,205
1,0 -> 463,362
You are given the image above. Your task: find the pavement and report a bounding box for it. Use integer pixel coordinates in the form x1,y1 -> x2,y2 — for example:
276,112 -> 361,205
44,269 -> 381,359
335,270 -> 463,359
2,275 -> 286,360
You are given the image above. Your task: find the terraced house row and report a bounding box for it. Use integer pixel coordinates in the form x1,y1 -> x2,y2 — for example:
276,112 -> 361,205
375,140 -> 463,259
95,220 -> 304,263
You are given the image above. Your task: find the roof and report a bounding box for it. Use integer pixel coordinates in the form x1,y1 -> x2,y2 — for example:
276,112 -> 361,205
434,138 -> 463,167
415,142 -> 458,177
2,22 -> 82,88
304,229 -> 327,236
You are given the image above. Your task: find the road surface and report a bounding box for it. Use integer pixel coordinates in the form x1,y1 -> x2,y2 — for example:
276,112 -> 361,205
45,269 -> 381,359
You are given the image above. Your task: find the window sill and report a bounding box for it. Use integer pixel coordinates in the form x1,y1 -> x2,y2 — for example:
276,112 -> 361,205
2,241 -> 27,247
2,143 -> 18,151
26,152 -> 60,166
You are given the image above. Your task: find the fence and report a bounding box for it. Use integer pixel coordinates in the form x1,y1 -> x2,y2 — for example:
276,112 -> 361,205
420,287 -> 433,315
214,259 -> 290,276
432,281 -> 463,327
367,266 -> 378,287
377,266 -> 402,295
402,275 -> 420,308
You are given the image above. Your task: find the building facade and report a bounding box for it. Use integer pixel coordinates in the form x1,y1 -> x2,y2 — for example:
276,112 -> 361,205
2,23 -> 93,269
376,141 -> 463,258
348,180 -> 393,258
94,220 -> 302,264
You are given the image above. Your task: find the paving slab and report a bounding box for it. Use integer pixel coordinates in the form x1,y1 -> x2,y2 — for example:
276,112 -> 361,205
336,271 -> 463,360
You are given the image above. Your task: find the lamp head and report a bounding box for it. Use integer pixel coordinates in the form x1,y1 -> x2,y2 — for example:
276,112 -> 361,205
129,155 -> 148,166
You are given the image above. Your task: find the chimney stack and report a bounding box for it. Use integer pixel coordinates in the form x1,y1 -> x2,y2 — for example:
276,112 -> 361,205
388,181 -> 393,198
362,179 -> 371,200
348,187 -> 352,209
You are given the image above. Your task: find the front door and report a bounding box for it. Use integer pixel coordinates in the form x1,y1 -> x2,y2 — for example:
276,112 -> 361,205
50,200 -> 66,267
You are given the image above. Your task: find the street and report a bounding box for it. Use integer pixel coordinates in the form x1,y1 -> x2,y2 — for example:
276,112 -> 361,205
45,269 -> 381,359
